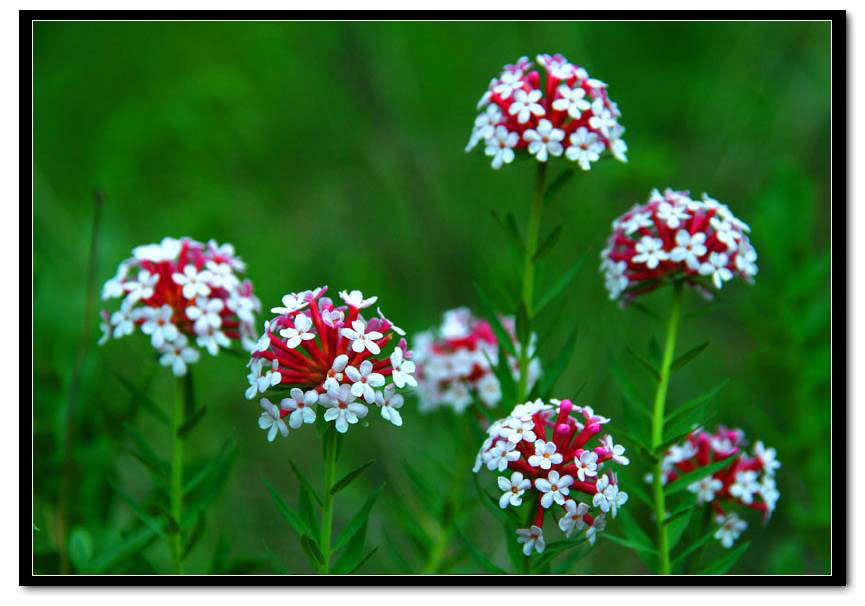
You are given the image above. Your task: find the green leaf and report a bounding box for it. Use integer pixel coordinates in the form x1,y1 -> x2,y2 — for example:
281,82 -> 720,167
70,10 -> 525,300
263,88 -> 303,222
288,459 -> 322,507
532,225 -> 563,262
648,337 -> 662,366
534,252 -> 587,315
607,354 -> 652,422
539,325 -> 578,399
298,484 -> 320,540
113,372 -> 169,425
666,507 -> 693,551
543,168 -> 574,206
332,485 -> 384,552
533,537 -> 587,570
83,526 -> 160,574
699,541 -> 750,575
345,547 -> 378,574
628,301 -> 661,323
473,282 -> 517,357
620,473 -> 653,508
262,475 -> 312,538
602,533 -> 658,555
625,346 -> 660,380
300,534 -> 324,566
665,458 -> 737,496
263,542 -> 290,574
516,300 -> 530,345
182,512 -> 206,559
655,428 -> 696,456
618,506 -> 656,554
181,371 -> 196,418
183,439 -> 237,508
670,341 -> 710,371
457,529 -> 506,574
177,406 -> 207,439
503,523 -> 525,572
490,209 -> 525,254
122,422 -> 168,478
108,480 -> 167,539
68,526 -> 94,570
332,521 -> 369,573
662,503 -> 694,526
671,525 -> 718,567
665,380 -> 729,425
331,460 -> 374,494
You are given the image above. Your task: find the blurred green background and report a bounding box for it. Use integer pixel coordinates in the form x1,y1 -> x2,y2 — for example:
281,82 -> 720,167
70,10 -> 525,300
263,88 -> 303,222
33,21 -> 831,575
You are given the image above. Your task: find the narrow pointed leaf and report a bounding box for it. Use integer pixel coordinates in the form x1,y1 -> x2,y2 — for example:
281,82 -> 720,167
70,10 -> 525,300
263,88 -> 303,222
671,525 -> 718,567
345,547 -> 379,574
602,533 -> 658,555
182,513 -> 206,559
300,534 -> 324,566
620,473 -> 653,508
533,537 -> 587,569
534,253 -> 587,315
607,354 -> 651,421
539,325 -> 578,399
666,507 -> 693,551
515,300 -> 530,346
665,380 -> 729,425
82,526 -> 160,574
331,460 -> 375,494
665,458 -> 737,496
113,372 -> 169,425
121,423 -> 168,478
543,168 -> 574,206
108,481 -> 166,539
288,459 -> 322,507
332,485 -> 384,553
473,282 -> 517,357
262,475 -> 312,538
648,337 -> 662,366
532,225 -> 563,262
625,346 -> 660,380
177,406 -> 207,439
332,521 -> 369,573
457,529 -> 507,574
298,484 -> 320,539
699,541 -> 750,575
670,341 -> 710,371
662,503 -> 695,526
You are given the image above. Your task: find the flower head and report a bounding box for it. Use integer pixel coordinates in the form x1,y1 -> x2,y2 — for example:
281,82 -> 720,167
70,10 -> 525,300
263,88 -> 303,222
653,426 -> 780,548
412,307 -> 540,414
467,54 -> 626,171
99,237 -> 260,374
601,189 -> 757,303
247,286 -> 415,439
475,398 -> 629,554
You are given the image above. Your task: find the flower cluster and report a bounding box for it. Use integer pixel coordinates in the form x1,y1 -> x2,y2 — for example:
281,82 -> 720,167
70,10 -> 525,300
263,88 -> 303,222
651,426 -> 780,548
248,287 -> 416,440
99,237 -> 260,376
600,188 -> 758,302
466,54 -> 627,171
412,308 -> 540,414
474,399 -> 630,555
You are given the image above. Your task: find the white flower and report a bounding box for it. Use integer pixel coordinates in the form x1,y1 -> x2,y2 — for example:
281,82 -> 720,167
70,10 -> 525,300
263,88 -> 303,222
528,440 -> 563,470
158,334 -> 200,377
492,70 -> 525,100
508,88 -> 545,124
622,211 -> 654,234
466,105 -> 504,152
196,324 -> 231,356
102,263 -> 130,300
760,476 -> 780,514
376,307 -> 406,336
574,450 -> 599,481
139,304 -> 179,348
476,373 -> 502,407
124,270 -> 159,303
603,260 -> 629,300
735,242 -> 759,278
339,289 -> 378,309
565,127 -> 604,171
537,54 -> 575,80
341,319 -> 383,355
515,525 -> 545,556
601,435 -> 629,465
700,252 -> 733,289
255,321 -> 273,352
172,265 -> 212,300
499,417 -> 536,445
323,354 -> 349,392
584,513 -> 606,545
670,230 -> 707,270
588,98 -> 617,138
345,359 -> 386,404
132,237 -> 181,263
710,216 -> 741,251
535,470 -> 574,508
279,313 -> 316,349
110,304 -> 139,338
558,499 -> 589,537
714,513 -> 747,548
389,347 -> 417,389
226,294 -> 258,324
497,471 -> 532,509
280,388 -> 318,429
633,236 -> 669,269
729,470 -> 760,505
256,358 -> 282,392
98,313 -> 111,345
258,398 -> 288,442
688,476 -> 723,504
753,441 -> 781,476
245,359 -> 265,400
592,475 -> 628,518
486,440 -> 520,472
608,123 -> 628,163
270,292 -> 309,315
656,201 -> 691,229
484,125 -> 519,170
375,384 -> 404,427
321,384 -> 368,434
522,119 -> 565,162
321,307 -> 345,329
186,297 -> 224,336
205,260 -> 240,290
443,381 -> 473,413
551,84 -> 591,119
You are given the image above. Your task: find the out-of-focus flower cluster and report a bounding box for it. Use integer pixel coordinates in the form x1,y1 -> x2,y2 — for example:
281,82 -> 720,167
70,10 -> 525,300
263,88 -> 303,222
649,426 -> 780,548
466,54 -> 627,171
474,399 -> 630,555
600,188 -> 758,302
99,237 -> 260,376
248,287 -> 416,440
412,307 -> 540,414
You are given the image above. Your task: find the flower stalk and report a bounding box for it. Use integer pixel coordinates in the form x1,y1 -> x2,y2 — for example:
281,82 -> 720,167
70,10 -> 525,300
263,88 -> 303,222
170,374 -> 187,574
651,280 -> 683,574
318,424 -> 338,573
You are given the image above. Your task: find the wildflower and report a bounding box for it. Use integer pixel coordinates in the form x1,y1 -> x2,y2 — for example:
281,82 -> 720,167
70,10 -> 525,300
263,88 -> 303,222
259,399 -> 288,442
468,54 -> 626,171
413,307 -> 540,414
601,189 -> 757,302
247,286 -> 415,438
475,399 -> 629,553
99,237 -> 259,374
654,426 -> 779,547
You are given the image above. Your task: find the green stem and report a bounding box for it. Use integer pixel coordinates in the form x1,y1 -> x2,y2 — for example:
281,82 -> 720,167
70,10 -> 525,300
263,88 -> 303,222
170,375 -> 186,574
651,281 -> 683,575
517,162 -> 547,402
319,425 -> 338,573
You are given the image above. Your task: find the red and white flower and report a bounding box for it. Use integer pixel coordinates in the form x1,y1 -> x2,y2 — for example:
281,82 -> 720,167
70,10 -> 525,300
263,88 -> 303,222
246,286 -> 415,439
654,426 -> 780,548
467,54 -> 626,171
601,189 -> 758,302
99,237 -> 261,374
474,399 -> 630,554
412,307 -> 541,414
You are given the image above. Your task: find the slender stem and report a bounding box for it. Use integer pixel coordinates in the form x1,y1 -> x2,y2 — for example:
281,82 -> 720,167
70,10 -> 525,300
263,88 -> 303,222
651,281 -> 684,575
169,375 -> 186,574
319,424 -> 338,573
517,162 -> 547,402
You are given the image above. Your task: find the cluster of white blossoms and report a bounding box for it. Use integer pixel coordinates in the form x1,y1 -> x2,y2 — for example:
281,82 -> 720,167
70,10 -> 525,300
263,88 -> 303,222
99,237 -> 260,376
412,307 -> 540,414
649,426 -> 780,548
474,399 -> 629,555
600,188 -> 758,302
248,287 -> 417,440
466,53 -> 627,171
